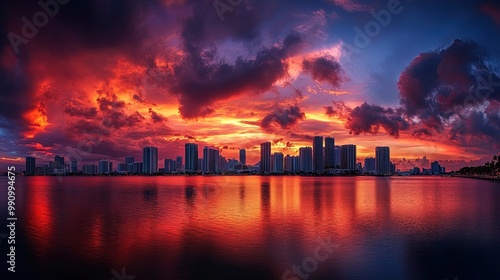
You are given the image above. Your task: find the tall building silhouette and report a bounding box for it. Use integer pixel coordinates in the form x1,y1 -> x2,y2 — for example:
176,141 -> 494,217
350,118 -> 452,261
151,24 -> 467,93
340,144 -> 356,170
143,146 -> 159,174
117,163 -> 127,172
431,161 -> 441,175
325,137 -> 335,169
71,160 -> 78,173
334,146 -> 340,168
203,146 -> 220,174
299,147 -> 313,173
133,162 -> 143,174
98,160 -> 112,174
239,149 -> 246,165
185,143 -> 198,173
54,155 -> 64,168
313,136 -> 324,172
26,156 -> 36,175
125,156 -> 135,165
176,156 -> 183,171
164,159 -> 176,173
284,155 -> 300,172
82,164 -> 97,175
260,142 -> 271,172
272,152 -> 284,173
364,157 -> 376,173
375,146 -> 391,175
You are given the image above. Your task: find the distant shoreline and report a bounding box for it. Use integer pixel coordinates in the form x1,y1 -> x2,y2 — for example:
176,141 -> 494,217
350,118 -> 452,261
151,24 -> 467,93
451,174 -> 500,183
3,173 -> 498,182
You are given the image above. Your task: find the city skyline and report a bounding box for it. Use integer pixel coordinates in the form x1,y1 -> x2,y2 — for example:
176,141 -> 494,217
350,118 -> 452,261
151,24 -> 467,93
19,136 -> 460,174
32,135 -> 400,174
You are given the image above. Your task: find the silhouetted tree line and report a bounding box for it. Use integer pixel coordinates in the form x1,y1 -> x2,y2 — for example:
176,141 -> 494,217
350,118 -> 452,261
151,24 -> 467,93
459,155 -> 500,176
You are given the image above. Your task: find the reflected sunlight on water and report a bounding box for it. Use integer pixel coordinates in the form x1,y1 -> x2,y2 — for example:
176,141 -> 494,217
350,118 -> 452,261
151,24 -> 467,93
2,176 -> 499,280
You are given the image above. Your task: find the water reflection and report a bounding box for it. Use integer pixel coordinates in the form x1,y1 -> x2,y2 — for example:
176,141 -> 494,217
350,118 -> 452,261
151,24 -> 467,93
8,176 -> 500,280
143,186 -> 157,203
260,181 -> 270,219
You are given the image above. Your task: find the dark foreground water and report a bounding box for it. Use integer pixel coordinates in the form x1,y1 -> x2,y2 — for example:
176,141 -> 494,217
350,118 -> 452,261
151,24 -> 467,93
1,176 -> 499,280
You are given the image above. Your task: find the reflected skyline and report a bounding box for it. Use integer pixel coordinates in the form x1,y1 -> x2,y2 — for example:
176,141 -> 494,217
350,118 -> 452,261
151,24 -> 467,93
3,176 -> 499,279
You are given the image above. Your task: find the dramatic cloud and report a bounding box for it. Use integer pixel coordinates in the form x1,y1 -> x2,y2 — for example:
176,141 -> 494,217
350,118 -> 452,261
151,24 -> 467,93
398,39 -> 500,145
302,56 -> 343,88
173,31 -> 303,119
327,39 -> 500,150
260,105 -> 306,133
148,108 -> 167,123
63,104 -> 98,119
325,102 -> 409,137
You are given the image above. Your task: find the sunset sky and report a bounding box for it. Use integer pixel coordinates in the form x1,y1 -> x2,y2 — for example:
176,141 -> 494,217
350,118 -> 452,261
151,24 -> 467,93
1,0 -> 499,171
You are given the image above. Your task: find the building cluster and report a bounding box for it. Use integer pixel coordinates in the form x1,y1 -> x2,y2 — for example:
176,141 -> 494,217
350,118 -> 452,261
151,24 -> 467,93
24,144 -> 250,175
406,161 -> 445,175
24,137 -> 445,176
258,137 -> 394,175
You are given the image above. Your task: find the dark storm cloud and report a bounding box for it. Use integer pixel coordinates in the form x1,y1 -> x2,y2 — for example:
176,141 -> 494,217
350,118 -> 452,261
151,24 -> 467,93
4,0 -> 163,55
398,39 -> 495,118
168,0 -> 307,119
328,39 -> 500,148
0,0 -> 165,134
148,108 -> 167,123
0,56 -> 33,128
302,56 -> 343,88
260,105 -> 306,132
398,39 -> 500,139
173,31 -> 303,119
325,102 -> 409,137
96,94 -> 146,129
63,104 -> 98,119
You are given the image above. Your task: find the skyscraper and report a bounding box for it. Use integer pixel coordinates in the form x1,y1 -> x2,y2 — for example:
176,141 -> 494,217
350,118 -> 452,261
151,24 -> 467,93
185,143 -> 198,173
285,155 -> 300,172
26,156 -> 36,175
375,146 -> 391,175
54,155 -> 65,174
340,144 -> 356,170
299,147 -> 313,173
239,149 -> 246,165
82,164 -> 97,175
431,161 -> 441,175
71,160 -> 78,174
198,158 -> 203,172
364,157 -> 376,173
133,162 -> 143,174
117,163 -> 127,172
55,155 -> 64,169
313,136 -> 324,172
284,155 -> 293,172
125,156 -> 135,165
272,152 -> 284,173
260,142 -> 271,172
176,156 -> 183,171
98,160 -> 112,174
164,159 -> 176,173
324,137 -> 335,169
143,147 -> 159,174
334,146 -> 340,168
203,146 -> 220,174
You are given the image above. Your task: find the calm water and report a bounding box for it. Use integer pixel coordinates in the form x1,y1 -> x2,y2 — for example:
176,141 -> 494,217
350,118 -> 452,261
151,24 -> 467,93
1,176 -> 500,280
